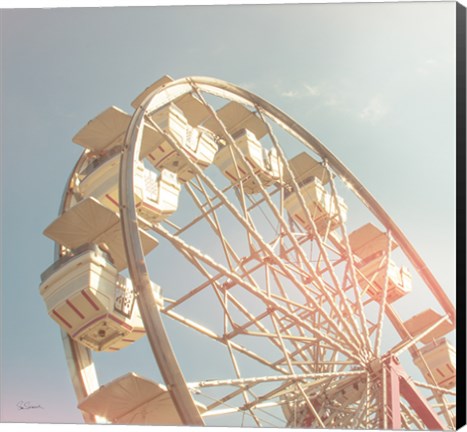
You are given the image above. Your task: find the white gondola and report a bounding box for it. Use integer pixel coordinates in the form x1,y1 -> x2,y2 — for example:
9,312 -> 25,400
283,152 -> 346,235
144,103 -> 218,183
284,176 -> 347,235
214,128 -> 283,194
349,223 -> 412,304
131,75 -> 212,127
78,151 -> 181,224
357,258 -> 412,304
348,222 -> 397,260
78,372 -> 206,425
72,106 -> 161,155
284,152 -> 333,186
414,338 -> 456,389
403,309 -> 454,344
43,197 -> 159,271
203,101 -> 269,141
39,244 -> 161,352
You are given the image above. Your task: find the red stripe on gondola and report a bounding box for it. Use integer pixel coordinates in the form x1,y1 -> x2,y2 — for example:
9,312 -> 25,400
153,150 -> 177,167
66,299 -> 85,319
52,310 -> 72,329
108,314 -> 133,331
295,214 -> 306,224
122,338 -> 135,342
225,170 -> 239,182
105,194 -> 119,209
437,376 -> 455,386
72,314 -> 107,338
81,290 -> 100,311
436,368 -> 445,378
140,201 -> 162,213
133,329 -> 146,333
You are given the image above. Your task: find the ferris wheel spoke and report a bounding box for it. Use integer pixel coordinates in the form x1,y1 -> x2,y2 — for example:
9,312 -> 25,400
153,222 -> 364,364
215,288 -> 307,368
163,241 -> 322,374
373,231 -> 393,356
164,241 -> 343,367
267,310 -> 326,427
163,307 -> 290,375
166,245 -> 298,364
265,271 -> 323,370
223,331 -> 263,426
197,389 -> 282,427
325,160 -> 374,353
412,380 -> 456,397
255,110 -> 368,355
163,271 -> 223,313
185,177 -> 271,292
184,181 -> 238,272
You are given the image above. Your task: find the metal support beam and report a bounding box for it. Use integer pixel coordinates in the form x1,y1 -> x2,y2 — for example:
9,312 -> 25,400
385,356 -> 445,430
399,373 -> 446,430
385,357 -> 402,429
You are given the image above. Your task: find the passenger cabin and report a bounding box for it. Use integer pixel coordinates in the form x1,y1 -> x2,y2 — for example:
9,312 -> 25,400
403,309 -> 454,344
72,106 -> 161,155
131,75 -> 212,128
43,197 -> 159,271
78,151 -> 181,224
283,153 -> 347,235
73,106 -> 130,153
414,338 -> 456,389
78,372 -> 206,424
143,103 -> 218,183
349,223 -> 412,304
214,128 -> 283,194
203,101 -> 269,142
39,245 -> 161,352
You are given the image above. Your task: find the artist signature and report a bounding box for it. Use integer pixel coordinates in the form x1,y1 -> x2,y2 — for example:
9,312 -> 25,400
16,400 -> 44,410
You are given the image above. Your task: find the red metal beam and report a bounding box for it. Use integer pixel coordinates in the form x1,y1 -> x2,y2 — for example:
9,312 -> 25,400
388,357 -> 445,430
386,358 -> 402,429
399,374 -> 445,430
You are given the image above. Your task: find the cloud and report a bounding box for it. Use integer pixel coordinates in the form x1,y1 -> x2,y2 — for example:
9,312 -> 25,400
238,81 -> 257,91
324,95 -> 341,107
359,96 -> 388,121
417,58 -> 438,76
275,82 -> 321,99
304,84 -> 320,96
281,90 -> 299,98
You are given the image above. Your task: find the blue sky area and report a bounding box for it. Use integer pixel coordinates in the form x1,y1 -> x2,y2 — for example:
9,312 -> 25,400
0,2 -> 458,430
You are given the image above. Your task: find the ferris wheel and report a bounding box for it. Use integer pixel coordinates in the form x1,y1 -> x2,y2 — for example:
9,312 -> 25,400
39,75 -> 456,429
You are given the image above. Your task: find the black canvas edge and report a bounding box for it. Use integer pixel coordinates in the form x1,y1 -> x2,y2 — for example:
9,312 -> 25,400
456,1 -> 466,430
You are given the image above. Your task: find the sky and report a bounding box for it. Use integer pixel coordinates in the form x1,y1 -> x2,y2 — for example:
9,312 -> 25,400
0,1 -> 460,430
